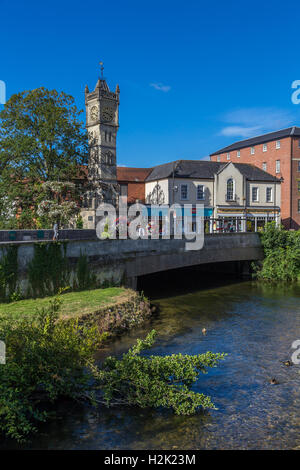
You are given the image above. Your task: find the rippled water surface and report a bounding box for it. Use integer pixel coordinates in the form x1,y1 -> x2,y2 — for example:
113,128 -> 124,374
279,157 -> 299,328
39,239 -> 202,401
5,277 -> 300,450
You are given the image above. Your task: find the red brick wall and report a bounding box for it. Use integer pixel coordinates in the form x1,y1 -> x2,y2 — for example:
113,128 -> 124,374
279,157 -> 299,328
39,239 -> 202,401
210,137 -> 293,227
127,182 -> 146,204
291,137 -> 300,228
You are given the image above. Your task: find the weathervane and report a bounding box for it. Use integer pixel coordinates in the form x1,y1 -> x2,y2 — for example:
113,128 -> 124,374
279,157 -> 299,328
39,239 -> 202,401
99,61 -> 104,79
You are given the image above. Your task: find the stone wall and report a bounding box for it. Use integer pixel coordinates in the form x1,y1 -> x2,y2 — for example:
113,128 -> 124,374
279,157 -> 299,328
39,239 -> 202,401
67,290 -> 152,336
0,229 -> 97,243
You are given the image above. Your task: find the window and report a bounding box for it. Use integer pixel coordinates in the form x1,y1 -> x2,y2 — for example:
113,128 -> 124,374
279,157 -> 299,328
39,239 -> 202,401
227,153 -> 230,160
120,184 -> 128,196
276,140 -> 281,149
262,162 -> 267,171
266,187 -> 273,202
237,150 -> 240,158
226,178 -> 234,201
180,184 -> 188,200
251,147 -> 255,155
217,155 -> 221,162
298,161 -> 300,172
263,143 -> 267,152
196,185 -> 204,200
298,139 -> 300,149
298,200 -> 300,213
298,181 -> 300,192
276,160 -> 280,173
252,187 -> 259,202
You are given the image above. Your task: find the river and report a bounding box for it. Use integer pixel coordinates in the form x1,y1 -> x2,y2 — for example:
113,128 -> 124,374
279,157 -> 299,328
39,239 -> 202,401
4,271 -> 300,450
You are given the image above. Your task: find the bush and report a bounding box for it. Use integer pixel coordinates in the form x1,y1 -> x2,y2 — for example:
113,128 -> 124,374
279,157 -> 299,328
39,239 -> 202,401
0,297 -> 101,441
95,330 -> 225,415
254,222 -> 300,282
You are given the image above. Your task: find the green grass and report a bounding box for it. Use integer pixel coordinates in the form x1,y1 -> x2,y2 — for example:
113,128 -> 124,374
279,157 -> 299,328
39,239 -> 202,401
0,287 -> 129,321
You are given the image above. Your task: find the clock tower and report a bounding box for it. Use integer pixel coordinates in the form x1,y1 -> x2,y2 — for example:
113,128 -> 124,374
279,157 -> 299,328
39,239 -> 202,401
82,66 -> 120,228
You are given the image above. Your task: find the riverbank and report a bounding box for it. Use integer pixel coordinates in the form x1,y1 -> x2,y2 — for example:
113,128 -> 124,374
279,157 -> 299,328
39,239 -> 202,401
0,287 -> 152,337
9,279 -> 300,450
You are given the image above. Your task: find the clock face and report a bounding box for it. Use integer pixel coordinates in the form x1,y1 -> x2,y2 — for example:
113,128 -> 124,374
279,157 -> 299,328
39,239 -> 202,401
101,107 -> 114,122
90,106 -> 98,121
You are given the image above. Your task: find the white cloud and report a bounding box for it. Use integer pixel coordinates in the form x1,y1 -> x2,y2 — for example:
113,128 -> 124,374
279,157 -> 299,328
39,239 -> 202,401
220,126 -> 262,138
219,107 -> 295,138
150,83 -> 171,92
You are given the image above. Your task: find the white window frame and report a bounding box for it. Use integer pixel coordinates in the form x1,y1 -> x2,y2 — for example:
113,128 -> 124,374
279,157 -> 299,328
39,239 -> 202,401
276,140 -> 281,149
275,160 -> 280,173
266,187 -> 273,203
262,162 -> 267,171
250,147 -> 255,155
226,178 -> 235,201
237,150 -> 240,158
227,153 -> 230,160
263,143 -> 267,152
180,183 -> 189,201
252,186 -> 259,202
196,184 -> 205,201
217,155 -> 220,162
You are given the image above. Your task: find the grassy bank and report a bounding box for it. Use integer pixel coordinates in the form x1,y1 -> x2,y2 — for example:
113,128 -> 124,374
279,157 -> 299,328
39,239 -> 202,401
0,287 -> 128,321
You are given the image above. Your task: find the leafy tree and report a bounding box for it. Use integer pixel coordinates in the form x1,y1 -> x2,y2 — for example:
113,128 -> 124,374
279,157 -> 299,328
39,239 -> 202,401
0,88 -> 88,228
37,181 -> 80,227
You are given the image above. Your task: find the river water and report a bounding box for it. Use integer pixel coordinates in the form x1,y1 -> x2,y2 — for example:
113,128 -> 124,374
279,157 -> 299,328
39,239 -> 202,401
5,273 -> 300,450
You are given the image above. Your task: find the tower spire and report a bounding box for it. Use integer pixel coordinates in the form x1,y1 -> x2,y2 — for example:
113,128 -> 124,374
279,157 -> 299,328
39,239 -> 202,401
99,61 -> 104,79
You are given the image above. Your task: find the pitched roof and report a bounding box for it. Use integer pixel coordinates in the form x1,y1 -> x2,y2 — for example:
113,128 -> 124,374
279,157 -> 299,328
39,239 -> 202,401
145,160 -> 225,181
210,126 -> 300,156
224,162 -> 280,182
146,160 -> 280,182
117,167 -> 152,182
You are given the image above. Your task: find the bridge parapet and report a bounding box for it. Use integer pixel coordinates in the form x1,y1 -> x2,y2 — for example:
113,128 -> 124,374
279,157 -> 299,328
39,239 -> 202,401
0,233 -> 263,296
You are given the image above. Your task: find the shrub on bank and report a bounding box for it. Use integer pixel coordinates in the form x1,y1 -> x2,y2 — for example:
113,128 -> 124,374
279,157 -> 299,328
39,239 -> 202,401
253,222 -> 300,282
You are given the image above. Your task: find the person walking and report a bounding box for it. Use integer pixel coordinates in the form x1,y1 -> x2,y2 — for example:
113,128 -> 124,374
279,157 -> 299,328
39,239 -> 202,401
53,222 -> 59,241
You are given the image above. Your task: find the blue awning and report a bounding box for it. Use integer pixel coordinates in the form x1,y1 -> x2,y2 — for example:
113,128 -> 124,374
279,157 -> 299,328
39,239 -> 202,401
144,206 -> 212,217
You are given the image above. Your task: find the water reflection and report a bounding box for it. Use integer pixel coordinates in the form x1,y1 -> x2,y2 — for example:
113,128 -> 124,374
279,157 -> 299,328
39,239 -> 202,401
2,278 -> 300,449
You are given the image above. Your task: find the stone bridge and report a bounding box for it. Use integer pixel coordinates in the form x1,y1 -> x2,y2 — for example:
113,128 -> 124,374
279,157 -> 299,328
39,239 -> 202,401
8,232 -> 263,293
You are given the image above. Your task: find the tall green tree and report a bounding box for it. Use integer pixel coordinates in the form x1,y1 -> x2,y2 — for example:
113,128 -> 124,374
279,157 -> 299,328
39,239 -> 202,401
0,88 -> 88,228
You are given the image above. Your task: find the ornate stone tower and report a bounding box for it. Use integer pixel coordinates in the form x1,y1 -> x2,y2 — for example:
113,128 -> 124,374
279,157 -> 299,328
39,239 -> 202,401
82,64 -> 120,228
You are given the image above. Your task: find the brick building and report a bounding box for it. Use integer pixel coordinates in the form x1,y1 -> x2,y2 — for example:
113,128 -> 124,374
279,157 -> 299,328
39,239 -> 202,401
210,127 -> 300,229
117,167 -> 152,204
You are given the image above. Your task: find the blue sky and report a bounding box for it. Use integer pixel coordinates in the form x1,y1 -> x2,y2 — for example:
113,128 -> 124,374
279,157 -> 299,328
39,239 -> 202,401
1,0 -> 300,167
